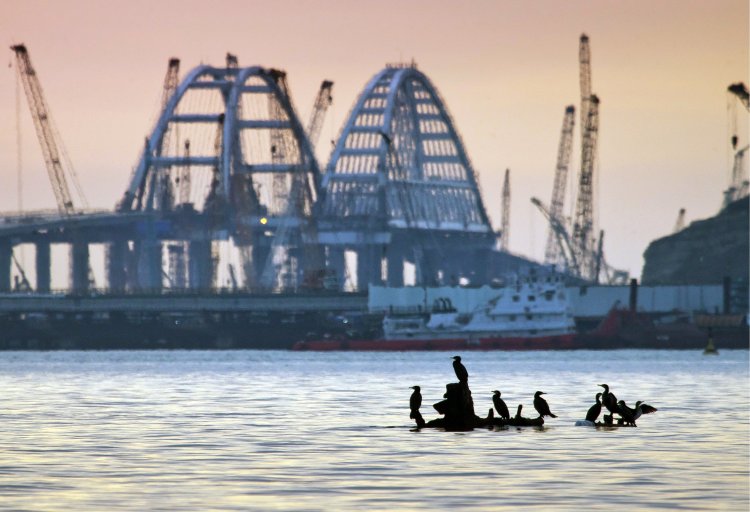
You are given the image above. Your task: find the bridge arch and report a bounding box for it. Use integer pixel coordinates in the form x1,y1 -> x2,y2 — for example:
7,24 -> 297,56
320,64 -> 494,289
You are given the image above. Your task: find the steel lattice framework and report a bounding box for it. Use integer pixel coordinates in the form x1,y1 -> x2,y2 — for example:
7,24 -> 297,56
118,64 -> 322,290
319,64 -> 494,289
321,64 -> 491,233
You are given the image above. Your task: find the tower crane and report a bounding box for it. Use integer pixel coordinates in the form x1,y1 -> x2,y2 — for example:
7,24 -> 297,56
500,169 -> 510,251
544,105 -> 575,266
306,80 -> 334,150
579,35 -> 592,140
572,94 -> 600,279
11,44 -> 87,215
155,58 -> 180,211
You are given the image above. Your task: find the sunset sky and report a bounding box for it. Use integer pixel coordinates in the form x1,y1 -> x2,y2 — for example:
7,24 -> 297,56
0,0 -> 747,280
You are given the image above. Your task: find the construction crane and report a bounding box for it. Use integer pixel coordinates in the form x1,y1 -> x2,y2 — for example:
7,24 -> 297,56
531,197 -> 578,273
306,80 -> 334,149
11,44 -> 87,215
543,105 -> 576,266
156,58 -> 180,211
673,208 -> 686,233
500,169 -> 510,251
579,34 -> 592,140
572,94 -> 600,279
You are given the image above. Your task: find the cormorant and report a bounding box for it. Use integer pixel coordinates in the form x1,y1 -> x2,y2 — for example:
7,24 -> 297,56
452,356 -> 469,383
599,384 -> 619,416
617,400 -> 638,426
515,404 -> 523,419
533,391 -> 557,418
492,390 -> 510,420
586,393 -> 603,423
409,386 -> 422,419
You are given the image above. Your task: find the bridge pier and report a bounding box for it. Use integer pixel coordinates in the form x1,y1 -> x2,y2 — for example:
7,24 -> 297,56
136,239 -> 163,292
71,240 -> 90,294
35,240 -> 51,293
386,246 -> 404,287
326,247 -> 346,290
356,245 -> 383,291
0,240 -> 11,293
188,240 -> 213,290
106,239 -> 129,293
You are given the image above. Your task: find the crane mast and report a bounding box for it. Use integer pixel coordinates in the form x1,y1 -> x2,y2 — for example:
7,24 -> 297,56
500,169 -> 510,251
11,44 -> 86,215
306,80 -> 334,150
579,35 -> 592,140
544,105 -> 575,266
572,94 -> 600,278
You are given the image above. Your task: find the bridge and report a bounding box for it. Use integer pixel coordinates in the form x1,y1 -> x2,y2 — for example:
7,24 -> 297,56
1,59 -> 532,296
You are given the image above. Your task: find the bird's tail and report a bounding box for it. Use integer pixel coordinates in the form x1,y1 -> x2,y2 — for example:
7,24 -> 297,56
549,413 -> 557,418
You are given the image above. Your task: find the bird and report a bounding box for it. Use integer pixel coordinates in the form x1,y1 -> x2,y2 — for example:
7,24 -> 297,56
515,404 -> 523,419
533,391 -> 557,418
626,400 -> 658,425
586,392 -> 603,423
617,400 -> 638,426
492,390 -> 510,420
599,384 -> 619,416
452,356 -> 469,382
409,386 -> 422,419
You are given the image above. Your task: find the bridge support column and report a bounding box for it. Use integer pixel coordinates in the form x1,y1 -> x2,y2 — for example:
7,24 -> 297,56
356,245 -> 382,292
71,240 -> 90,294
326,247 -> 346,291
386,246 -> 404,287
107,239 -> 128,293
136,240 -> 162,292
252,244 -> 271,289
35,240 -> 51,293
189,240 -> 213,291
0,240 -> 11,293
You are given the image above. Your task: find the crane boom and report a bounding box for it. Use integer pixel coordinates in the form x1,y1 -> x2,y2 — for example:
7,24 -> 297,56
306,80 -> 334,149
531,197 -> 578,273
579,34 -> 592,137
572,94 -> 600,278
11,44 -> 86,215
500,169 -> 510,250
544,105 -> 575,265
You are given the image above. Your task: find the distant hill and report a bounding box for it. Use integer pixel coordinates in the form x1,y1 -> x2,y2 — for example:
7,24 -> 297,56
641,197 -> 749,285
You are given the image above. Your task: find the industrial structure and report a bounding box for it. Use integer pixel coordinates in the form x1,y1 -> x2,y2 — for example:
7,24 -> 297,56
3,50 -> 507,296
532,34 -> 627,285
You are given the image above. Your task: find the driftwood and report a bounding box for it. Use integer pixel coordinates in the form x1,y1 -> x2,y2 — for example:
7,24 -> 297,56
414,383 -> 545,431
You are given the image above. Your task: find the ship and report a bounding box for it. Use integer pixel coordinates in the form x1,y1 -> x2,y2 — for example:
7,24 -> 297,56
292,277 -> 579,351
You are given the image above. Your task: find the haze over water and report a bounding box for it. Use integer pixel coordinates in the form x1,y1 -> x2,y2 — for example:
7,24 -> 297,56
0,349 -> 747,510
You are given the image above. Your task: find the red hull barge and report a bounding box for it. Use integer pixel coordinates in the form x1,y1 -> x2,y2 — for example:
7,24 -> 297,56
292,333 -> 579,351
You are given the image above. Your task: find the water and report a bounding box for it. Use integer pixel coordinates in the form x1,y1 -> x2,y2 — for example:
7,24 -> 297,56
0,350 -> 747,510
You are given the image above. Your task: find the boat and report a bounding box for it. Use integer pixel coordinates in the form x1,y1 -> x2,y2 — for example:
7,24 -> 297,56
292,277 -> 579,351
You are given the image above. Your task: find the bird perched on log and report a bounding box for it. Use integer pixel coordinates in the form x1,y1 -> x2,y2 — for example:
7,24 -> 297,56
618,400 -> 657,426
452,356 -> 469,383
586,393 -> 603,423
492,390 -> 510,420
409,386 -> 422,419
515,404 -> 523,419
599,384 -> 619,416
533,391 -> 557,418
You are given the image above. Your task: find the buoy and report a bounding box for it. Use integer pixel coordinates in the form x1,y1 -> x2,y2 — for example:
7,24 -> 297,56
703,335 -> 719,355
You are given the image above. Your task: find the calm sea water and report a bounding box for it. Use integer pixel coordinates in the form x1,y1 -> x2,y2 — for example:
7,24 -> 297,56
0,349 -> 747,511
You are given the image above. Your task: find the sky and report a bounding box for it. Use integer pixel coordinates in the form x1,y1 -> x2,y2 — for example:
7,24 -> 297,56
0,0 -> 747,281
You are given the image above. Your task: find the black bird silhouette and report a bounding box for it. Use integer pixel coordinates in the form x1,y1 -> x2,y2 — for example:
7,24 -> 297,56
533,391 -> 557,418
492,390 -> 510,420
452,356 -> 469,382
586,392 -> 603,423
409,386 -> 422,419
618,400 -> 658,426
515,404 -> 523,419
599,384 -> 619,416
